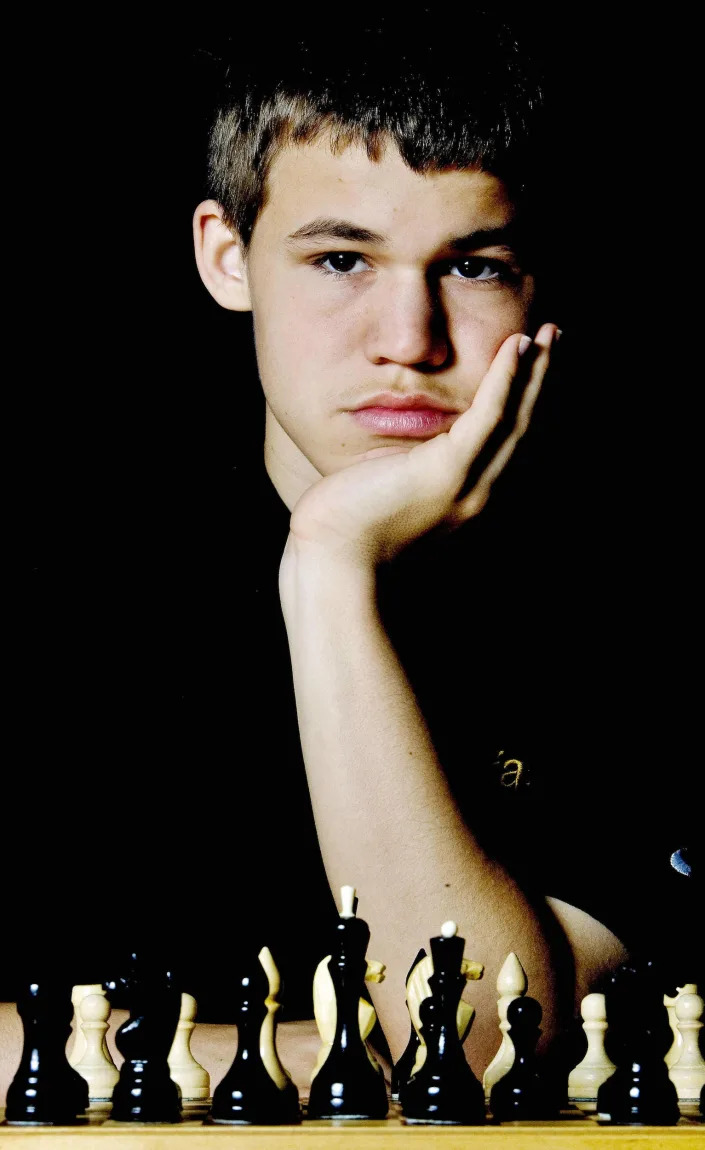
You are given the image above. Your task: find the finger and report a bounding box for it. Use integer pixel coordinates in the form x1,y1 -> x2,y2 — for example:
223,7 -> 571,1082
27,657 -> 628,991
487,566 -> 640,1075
448,323 -> 557,500
452,323 -> 557,521
410,329 -> 532,486
447,331 -> 529,461
455,373 -> 543,519
406,323 -> 556,511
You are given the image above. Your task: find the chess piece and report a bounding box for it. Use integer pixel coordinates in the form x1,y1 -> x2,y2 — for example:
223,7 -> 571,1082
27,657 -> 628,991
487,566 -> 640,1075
567,992 -> 615,1109
168,993 -> 210,1103
110,953 -> 182,1123
392,949 -> 426,1100
6,979 -> 89,1125
483,952 -> 528,1101
210,947 -> 300,1124
72,992 -> 120,1102
490,996 -> 557,1120
668,992 -> 705,1103
664,983 -> 697,1067
401,921 -> 485,1125
309,888 -> 386,1087
398,934 -> 482,1105
308,885 -> 388,1120
70,984 -> 112,1068
596,959 -> 680,1125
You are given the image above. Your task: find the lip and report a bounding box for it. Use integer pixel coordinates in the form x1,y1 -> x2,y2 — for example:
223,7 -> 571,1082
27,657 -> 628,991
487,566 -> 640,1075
348,393 -> 459,438
351,393 -> 458,412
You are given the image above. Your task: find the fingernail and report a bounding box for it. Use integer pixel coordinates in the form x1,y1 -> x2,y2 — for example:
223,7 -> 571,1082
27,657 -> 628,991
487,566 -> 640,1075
518,335 -> 532,356
555,328 -> 563,342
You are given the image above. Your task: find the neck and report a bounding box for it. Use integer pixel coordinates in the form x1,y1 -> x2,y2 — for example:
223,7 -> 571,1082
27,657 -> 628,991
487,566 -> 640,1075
264,405 -> 323,512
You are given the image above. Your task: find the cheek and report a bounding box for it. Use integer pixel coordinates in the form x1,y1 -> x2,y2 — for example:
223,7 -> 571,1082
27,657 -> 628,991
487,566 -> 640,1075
449,293 -> 531,377
255,292 -> 361,396
252,297 -> 311,392
252,304 -> 342,430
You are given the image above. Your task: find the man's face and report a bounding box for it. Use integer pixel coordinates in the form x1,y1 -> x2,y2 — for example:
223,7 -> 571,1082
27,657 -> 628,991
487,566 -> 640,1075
244,136 -> 535,483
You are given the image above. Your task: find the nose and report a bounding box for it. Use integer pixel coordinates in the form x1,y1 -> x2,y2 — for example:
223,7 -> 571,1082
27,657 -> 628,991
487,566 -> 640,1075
364,274 -> 449,369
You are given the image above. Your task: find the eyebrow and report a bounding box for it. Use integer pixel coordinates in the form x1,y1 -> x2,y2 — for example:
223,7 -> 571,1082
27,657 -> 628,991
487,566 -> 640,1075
285,217 -> 520,252
286,218 -> 387,245
451,225 -> 520,252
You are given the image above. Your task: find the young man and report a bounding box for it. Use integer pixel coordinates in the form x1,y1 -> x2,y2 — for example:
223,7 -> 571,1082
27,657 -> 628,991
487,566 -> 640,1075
3,12 -> 699,1101
191,13 -> 629,1071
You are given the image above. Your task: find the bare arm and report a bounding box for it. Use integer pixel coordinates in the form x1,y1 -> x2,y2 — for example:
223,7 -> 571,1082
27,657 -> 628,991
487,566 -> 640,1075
279,325 -> 625,1072
280,546 -> 610,1072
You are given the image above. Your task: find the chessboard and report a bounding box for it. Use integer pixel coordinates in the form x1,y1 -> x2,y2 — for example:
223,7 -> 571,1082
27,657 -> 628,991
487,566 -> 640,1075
0,1103 -> 703,1149
1,1103 -> 703,1148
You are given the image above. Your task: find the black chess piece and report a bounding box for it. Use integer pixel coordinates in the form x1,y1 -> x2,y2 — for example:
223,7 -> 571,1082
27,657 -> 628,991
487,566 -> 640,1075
307,894 -> 388,1120
209,948 -> 300,1125
5,979 -> 89,1125
391,948 -> 426,1101
596,959 -> 680,1125
109,953 -> 182,1123
489,996 -> 557,1121
400,926 -> 484,1125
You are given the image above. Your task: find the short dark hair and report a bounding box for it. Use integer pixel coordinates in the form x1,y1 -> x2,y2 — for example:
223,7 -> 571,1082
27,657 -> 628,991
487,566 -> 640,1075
206,8 -> 547,246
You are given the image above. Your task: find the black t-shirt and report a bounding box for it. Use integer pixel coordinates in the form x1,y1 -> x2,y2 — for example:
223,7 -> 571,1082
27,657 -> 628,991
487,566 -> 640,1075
10,455 -> 335,1018
8,439 -> 702,1016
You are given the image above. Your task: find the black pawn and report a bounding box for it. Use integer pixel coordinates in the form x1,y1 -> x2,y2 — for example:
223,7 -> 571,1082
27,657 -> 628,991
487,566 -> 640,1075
392,948 -> 426,1101
596,960 -> 679,1126
110,954 -> 182,1123
210,953 -> 300,1124
307,906 -> 388,1119
401,930 -> 484,1125
489,996 -> 556,1121
6,980 -> 89,1125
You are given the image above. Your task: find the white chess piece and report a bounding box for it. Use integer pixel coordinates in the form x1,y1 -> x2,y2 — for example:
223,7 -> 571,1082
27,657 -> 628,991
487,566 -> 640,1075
339,884 -> 356,919
70,984 -> 110,1067
567,992 -> 615,1109
668,992 -> 705,1102
72,992 -> 119,1101
167,993 -> 210,1102
482,952 -> 527,1101
664,983 -> 698,1067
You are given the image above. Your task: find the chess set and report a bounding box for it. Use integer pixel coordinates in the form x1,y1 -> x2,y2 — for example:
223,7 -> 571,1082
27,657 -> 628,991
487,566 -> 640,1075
1,888 -> 703,1148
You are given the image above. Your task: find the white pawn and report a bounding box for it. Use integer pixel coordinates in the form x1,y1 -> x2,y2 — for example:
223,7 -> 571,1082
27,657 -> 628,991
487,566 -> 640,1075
72,992 -> 120,1102
482,952 -> 527,1101
70,984 -> 110,1067
168,993 -> 210,1102
668,992 -> 705,1103
664,983 -> 698,1067
567,992 -> 615,1110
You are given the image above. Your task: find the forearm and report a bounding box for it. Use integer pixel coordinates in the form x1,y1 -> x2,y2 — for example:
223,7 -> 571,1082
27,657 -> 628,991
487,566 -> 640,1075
279,538 -> 573,1071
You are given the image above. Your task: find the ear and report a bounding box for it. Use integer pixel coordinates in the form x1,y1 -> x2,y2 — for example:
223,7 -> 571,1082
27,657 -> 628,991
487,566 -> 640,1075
193,199 -> 252,311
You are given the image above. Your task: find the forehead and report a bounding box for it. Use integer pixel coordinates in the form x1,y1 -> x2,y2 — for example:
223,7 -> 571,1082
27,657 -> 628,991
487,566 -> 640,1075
254,136 -> 516,252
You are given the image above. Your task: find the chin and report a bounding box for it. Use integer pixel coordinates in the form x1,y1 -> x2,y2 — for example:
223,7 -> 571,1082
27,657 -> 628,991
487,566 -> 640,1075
359,445 -> 415,461
327,444 -> 413,467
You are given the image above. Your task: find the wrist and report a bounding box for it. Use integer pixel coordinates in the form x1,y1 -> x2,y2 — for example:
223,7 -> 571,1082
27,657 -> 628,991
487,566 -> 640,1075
279,533 -> 377,614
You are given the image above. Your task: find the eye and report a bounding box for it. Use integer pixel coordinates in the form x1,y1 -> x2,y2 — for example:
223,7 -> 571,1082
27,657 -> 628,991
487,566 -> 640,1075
316,252 -> 369,275
448,257 -> 505,281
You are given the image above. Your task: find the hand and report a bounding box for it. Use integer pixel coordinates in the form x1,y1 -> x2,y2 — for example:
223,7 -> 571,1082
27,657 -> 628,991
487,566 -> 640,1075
286,323 -> 558,570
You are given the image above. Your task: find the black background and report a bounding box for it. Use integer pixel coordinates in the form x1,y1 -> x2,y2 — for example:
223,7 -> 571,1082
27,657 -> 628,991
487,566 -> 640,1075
6,7 -> 703,1011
